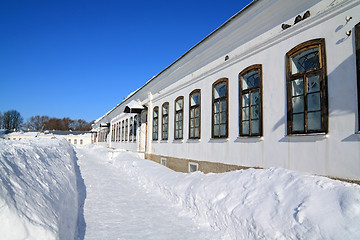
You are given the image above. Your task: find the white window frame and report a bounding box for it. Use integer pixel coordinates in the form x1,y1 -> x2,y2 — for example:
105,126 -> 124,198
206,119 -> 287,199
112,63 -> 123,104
188,162 -> 199,173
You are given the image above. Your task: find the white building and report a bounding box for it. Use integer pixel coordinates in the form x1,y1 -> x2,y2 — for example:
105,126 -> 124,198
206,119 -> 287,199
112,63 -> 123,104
1,130 -> 92,145
92,0 -> 360,181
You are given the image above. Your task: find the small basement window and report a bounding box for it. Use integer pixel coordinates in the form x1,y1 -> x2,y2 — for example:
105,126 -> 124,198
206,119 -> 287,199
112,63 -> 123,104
188,162 -> 199,173
161,158 -> 167,166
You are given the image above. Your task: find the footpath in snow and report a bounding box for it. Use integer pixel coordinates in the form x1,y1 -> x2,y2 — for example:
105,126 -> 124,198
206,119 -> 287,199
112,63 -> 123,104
76,145 -> 218,239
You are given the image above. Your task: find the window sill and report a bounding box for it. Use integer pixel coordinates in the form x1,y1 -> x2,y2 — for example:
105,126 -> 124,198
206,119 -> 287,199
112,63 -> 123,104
209,138 -> 229,143
187,139 -> 201,143
172,139 -> 184,143
236,136 -> 264,142
160,140 -> 168,143
237,135 -> 263,139
355,131 -> 360,135
285,132 -> 327,137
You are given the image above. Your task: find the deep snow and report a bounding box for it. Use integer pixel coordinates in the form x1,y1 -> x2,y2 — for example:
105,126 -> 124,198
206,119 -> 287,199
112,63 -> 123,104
1,139 -> 360,239
78,145 -> 360,239
0,138 -> 83,240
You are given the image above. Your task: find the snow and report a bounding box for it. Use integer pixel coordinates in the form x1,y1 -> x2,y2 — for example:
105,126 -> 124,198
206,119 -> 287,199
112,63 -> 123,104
77,145 -> 360,239
0,138 -> 82,240
1,139 -> 360,239
76,145 -> 217,239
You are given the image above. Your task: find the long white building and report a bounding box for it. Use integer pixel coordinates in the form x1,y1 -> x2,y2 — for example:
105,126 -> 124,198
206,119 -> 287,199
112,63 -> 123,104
92,0 -> 360,181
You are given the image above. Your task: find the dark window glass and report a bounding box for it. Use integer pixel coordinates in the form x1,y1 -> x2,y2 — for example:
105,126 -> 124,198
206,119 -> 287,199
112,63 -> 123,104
174,97 -> 184,139
153,107 -> 159,140
212,79 -> 228,138
286,39 -> 328,134
239,65 -> 263,136
162,103 -> 169,140
189,90 -> 201,139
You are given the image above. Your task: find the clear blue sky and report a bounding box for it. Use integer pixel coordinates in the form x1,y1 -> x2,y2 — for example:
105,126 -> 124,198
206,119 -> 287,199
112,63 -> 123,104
0,0 -> 252,123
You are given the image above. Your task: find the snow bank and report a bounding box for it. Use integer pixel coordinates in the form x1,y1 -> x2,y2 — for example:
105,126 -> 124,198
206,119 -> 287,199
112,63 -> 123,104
0,138 -> 80,240
83,145 -> 360,239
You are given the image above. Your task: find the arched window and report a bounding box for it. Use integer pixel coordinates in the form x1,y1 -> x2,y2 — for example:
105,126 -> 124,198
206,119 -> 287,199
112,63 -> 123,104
125,119 -> 128,141
162,103 -> 169,140
153,107 -> 159,141
122,120 -> 125,141
174,97 -> 184,139
239,64 -> 263,136
117,122 -> 120,142
286,38 -> 328,134
189,90 -> 201,139
111,124 -> 114,142
212,78 -> 228,138
134,115 -> 138,141
129,117 -> 133,141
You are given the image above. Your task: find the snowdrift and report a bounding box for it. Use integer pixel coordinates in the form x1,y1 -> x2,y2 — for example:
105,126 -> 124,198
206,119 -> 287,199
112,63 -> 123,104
0,138 -> 81,240
83,145 -> 360,240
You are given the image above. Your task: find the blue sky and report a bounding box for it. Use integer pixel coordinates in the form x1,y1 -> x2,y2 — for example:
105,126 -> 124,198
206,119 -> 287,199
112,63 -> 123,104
0,0 -> 252,123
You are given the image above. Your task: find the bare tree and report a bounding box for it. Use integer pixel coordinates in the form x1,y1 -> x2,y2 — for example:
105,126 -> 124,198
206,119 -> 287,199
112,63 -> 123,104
24,115 -> 93,131
1,110 -> 23,130
25,115 -> 49,130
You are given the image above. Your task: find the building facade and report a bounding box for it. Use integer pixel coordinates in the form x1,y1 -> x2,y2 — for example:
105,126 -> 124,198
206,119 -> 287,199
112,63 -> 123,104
92,0 -> 360,181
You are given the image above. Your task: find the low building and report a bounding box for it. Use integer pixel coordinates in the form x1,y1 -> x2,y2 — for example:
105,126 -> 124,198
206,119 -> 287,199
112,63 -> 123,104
1,130 -> 92,145
92,0 -> 360,181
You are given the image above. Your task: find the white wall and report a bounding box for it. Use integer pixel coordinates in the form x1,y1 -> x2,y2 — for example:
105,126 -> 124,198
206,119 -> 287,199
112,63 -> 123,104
146,1 -> 360,180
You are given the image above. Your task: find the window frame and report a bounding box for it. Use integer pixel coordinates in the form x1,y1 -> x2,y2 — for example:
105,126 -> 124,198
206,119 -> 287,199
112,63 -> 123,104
129,117 -> 133,141
356,22 -> 360,131
212,78 -> 229,138
122,120 -> 125,141
189,89 -> 201,139
162,102 -> 169,140
153,107 -> 159,141
174,96 -> 184,140
125,119 -> 128,141
239,64 -> 263,137
117,122 -> 120,142
286,38 -> 328,134
188,162 -> 199,173
134,115 -> 138,141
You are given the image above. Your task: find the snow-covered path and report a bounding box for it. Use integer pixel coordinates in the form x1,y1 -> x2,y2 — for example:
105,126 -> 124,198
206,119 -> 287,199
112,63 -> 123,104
76,146 -> 217,240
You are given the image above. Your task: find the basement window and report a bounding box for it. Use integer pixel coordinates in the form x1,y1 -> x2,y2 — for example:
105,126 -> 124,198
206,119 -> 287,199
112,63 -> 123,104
161,158 -> 167,166
188,162 -> 199,173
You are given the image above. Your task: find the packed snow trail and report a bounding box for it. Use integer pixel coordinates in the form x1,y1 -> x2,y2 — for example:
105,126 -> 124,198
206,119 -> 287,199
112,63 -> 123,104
76,146 -> 219,240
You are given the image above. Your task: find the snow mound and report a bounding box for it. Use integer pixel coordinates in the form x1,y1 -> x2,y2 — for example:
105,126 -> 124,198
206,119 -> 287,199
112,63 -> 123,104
0,138 -> 80,240
83,145 -> 360,239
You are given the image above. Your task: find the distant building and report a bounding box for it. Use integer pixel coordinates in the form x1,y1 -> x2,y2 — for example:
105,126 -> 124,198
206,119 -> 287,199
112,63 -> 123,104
1,130 -> 92,145
92,0 -> 360,181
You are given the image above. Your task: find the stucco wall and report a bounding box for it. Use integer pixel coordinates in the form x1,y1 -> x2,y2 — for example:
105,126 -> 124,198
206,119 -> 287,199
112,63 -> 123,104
146,1 -> 360,180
